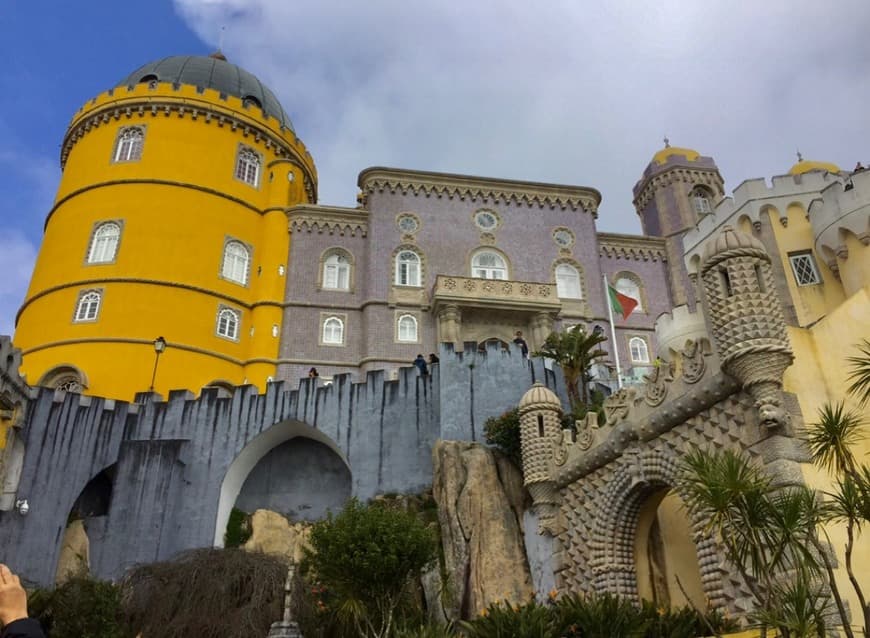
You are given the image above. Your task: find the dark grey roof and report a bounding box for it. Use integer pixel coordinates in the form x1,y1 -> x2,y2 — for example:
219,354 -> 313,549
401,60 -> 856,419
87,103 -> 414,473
118,55 -> 294,131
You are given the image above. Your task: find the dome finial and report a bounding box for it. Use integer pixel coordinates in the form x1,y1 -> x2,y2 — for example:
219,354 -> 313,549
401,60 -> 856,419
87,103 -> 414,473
796,149 -> 803,162
210,25 -> 228,61
663,135 -> 670,148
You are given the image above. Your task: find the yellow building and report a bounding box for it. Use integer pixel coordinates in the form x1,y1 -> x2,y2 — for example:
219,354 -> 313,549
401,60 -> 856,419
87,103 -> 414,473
14,54 -> 317,401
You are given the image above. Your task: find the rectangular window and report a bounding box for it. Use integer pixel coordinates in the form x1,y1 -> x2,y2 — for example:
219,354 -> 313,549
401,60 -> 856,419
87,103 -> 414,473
788,252 -> 821,286
235,147 -> 261,187
112,127 -> 145,163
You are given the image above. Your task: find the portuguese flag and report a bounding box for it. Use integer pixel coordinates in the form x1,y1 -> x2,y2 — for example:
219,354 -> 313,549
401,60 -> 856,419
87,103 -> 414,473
607,284 -> 638,320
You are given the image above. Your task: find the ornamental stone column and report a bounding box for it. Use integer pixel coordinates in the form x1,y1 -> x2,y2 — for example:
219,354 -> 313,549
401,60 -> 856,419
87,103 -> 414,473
519,382 -> 563,534
437,304 -> 462,349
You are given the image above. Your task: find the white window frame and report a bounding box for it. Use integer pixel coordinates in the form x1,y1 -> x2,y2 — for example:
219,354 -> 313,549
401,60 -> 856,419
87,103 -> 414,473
396,250 -> 421,287
87,221 -> 122,264
615,276 -> 644,312
323,252 -> 351,290
221,239 -> 251,286
629,336 -> 650,364
555,263 -> 582,299
692,188 -> 712,216
397,314 -> 418,343
113,127 -> 145,163
788,252 -> 821,286
74,290 -> 102,323
322,316 -> 345,345
216,306 -> 241,341
235,146 -> 261,187
471,250 -> 508,280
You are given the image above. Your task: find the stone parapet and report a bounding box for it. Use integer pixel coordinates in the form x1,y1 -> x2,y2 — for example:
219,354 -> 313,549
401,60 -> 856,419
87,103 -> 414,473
654,304 -> 709,360
431,275 -> 561,313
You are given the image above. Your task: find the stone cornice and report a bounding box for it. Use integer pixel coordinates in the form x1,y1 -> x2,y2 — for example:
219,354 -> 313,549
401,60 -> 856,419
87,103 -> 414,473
633,166 -> 724,211
287,205 -> 369,237
61,98 -> 318,203
358,167 -> 600,215
597,232 -> 668,262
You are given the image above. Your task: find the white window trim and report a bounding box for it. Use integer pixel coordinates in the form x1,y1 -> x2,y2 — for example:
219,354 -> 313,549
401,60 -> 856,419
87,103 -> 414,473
788,252 -> 822,286
471,250 -> 509,280
614,274 -> 645,312
216,306 -> 241,341
320,314 -> 346,346
395,250 -> 422,287
86,221 -> 123,265
73,289 -> 103,323
234,145 -> 262,188
221,238 -> 252,286
396,313 -> 419,343
322,252 -> 352,291
555,263 -> 582,299
112,126 -> 145,163
629,336 -> 650,364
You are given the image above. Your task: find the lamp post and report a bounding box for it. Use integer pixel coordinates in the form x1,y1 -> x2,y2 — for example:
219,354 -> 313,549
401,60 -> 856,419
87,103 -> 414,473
149,336 -> 167,393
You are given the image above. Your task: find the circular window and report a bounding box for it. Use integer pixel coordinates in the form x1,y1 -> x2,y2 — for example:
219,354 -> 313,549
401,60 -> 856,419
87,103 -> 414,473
474,210 -> 499,231
397,215 -> 419,233
553,228 -> 575,248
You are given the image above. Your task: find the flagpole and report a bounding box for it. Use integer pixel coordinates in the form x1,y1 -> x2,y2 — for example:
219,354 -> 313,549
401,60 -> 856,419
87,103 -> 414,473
604,274 -> 623,389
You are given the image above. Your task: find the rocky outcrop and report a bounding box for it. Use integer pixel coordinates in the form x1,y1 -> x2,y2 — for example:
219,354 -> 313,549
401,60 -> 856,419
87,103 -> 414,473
432,440 -> 533,618
55,519 -> 89,584
243,510 -> 311,564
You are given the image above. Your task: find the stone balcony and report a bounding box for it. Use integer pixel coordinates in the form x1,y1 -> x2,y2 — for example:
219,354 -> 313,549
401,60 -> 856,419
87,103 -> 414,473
431,275 -> 562,313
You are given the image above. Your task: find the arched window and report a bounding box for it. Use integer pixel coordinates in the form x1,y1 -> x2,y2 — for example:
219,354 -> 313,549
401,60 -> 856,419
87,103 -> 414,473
235,147 -> 261,187
40,366 -> 87,393
216,307 -> 240,340
397,315 -> 418,342
691,187 -> 712,216
87,222 -> 122,264
629,337 -> 650,364
113,127 -> 144,162
74,290 -> 102,322
322,316 -> 344,344
615,276 -> 644,312
323,252 -> 351,290
471,251 -> 508,280
396,250 -> 421,286
222,240 -> 250,285
555,263 -> 582,299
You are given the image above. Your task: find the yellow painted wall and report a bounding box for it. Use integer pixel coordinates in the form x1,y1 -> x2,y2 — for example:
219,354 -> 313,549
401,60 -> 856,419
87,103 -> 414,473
15,81 -> 316,400
783,285 -> 870,633
765,205 -> 845,326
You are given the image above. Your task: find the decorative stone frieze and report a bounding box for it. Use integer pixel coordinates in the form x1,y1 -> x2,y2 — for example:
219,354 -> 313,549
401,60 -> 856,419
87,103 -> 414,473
597,233 -> 668,262
287,205 -> 368,237
359,168 -> 600,215
431,275 -> 561,314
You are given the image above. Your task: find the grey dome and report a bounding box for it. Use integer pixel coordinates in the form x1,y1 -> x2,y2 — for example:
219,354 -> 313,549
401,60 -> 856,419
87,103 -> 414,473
118,55 -> 294,131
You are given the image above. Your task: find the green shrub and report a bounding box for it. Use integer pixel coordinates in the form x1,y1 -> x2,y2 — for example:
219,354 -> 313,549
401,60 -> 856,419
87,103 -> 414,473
460,599 -> 554,637
554,592 -> 647,637
483,408 -> 522,468
304,498 -> 438,638
29,577 -> 130,638
223,506 -> 251,547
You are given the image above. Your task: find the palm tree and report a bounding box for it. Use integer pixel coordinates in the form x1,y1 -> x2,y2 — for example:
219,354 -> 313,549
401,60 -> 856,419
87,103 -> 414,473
534,325 -> 608,410
805,339 -> 870,637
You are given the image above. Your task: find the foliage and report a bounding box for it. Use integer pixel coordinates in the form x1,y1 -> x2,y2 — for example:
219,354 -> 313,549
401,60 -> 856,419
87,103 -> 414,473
806,401 -> 865,475
393,622 -> 456,637
29,577 -> 131,638
483,408 -> 522,468
458,593 -> 731,638
534,325 -> 608,410
223,506 -> 252,548
750,573 -> 831,638
845,338 -> 870,405
460,599 -> 555,637
120,548 -> 288,638
303,498 -> 438,638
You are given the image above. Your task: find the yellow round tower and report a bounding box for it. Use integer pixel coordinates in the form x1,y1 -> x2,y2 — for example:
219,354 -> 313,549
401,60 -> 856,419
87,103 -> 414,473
14,53 -> 317,401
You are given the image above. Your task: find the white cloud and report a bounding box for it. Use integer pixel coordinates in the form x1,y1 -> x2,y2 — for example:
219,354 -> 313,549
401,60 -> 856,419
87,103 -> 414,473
0,233 -> 37,337
174,0 -> 870,232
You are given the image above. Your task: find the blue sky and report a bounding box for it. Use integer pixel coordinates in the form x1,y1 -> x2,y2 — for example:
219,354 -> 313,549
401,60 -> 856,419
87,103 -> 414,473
2,0 -> 869,336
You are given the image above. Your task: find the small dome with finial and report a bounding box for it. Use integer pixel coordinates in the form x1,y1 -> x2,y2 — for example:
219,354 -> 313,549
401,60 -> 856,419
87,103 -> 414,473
701,225 -> 766,269
519,383 -> 562,412
788,150 -> 840,176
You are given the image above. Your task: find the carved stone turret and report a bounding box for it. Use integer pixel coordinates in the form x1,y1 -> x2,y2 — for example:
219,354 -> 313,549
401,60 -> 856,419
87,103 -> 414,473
700,226 -> 793,428
518,383 -> 563,534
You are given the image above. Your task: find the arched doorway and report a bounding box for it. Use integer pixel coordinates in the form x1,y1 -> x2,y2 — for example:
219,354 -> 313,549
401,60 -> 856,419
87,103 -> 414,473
634,488 -> 705,610
214,420 -> 351,546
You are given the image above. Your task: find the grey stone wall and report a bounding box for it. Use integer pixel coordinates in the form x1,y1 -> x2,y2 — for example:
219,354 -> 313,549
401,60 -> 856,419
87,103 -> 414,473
0,343 -> 565,586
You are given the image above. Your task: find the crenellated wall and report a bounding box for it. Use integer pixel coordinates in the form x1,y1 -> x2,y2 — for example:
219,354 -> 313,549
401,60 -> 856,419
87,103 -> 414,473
0,340 -> 564,586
